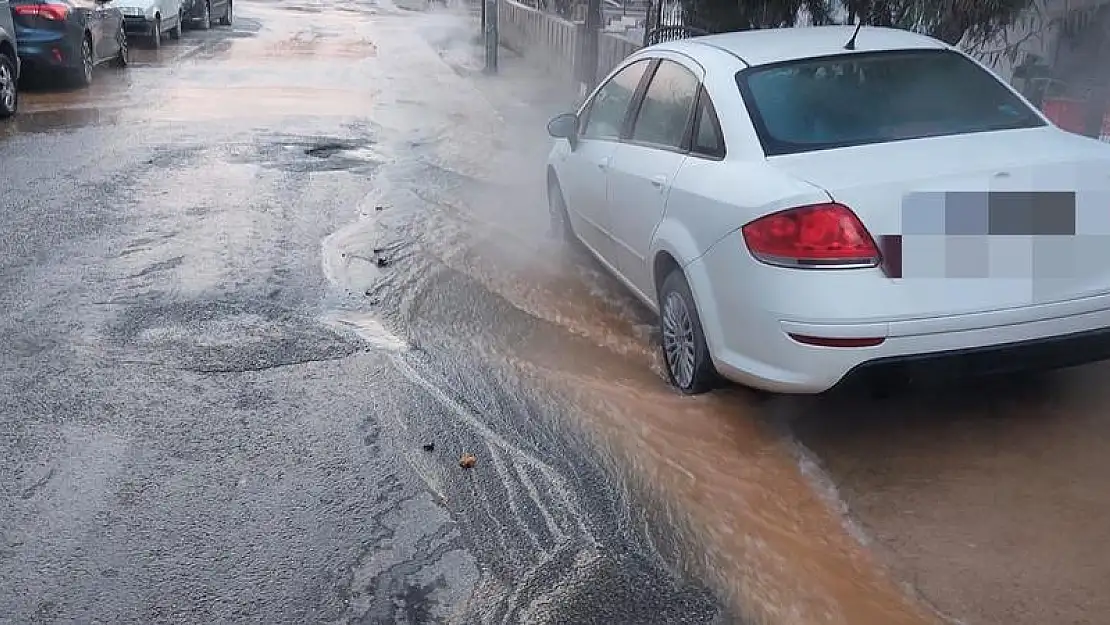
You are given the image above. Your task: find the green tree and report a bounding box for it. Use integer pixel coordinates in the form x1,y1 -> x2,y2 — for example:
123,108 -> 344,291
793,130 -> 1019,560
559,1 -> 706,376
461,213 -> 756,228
681,0 -> 835,32
679,0 -> 1099,52
842,0 -> 1031,45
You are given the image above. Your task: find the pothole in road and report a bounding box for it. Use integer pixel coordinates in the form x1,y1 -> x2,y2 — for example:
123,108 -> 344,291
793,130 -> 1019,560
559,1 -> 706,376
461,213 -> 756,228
230,136 -> 384,174
304,142 -> 354,158
108,299 -> 363,373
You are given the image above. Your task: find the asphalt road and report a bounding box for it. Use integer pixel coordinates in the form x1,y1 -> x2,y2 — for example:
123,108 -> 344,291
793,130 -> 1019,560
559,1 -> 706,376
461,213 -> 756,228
0,3 -> 725,623
5,2 -> 1110,625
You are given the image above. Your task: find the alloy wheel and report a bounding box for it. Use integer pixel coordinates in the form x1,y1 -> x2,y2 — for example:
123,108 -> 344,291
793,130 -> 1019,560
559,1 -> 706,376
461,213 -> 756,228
82,39 -> 93,84
116,29 -> 129,66
662,291 -> 697,390
170,11 -> 182,38
0,60 -> 16,116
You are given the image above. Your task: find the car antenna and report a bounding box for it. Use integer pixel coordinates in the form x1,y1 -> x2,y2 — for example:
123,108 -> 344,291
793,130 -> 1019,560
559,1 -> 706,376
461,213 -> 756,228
844,21 -> 864,50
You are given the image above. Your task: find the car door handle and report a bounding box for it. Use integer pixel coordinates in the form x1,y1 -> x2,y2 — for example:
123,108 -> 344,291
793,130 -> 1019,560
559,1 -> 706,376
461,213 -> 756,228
650,175 -> 667,189
597,157 -> 610,171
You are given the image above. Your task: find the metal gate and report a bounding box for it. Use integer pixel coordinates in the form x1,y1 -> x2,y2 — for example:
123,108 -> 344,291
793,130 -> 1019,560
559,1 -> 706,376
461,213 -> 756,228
643,0 -> 709,45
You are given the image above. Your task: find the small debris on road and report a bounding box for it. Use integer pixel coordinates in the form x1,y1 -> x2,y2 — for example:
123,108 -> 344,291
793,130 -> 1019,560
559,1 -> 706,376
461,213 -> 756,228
374,256 -> 391,267
422,442 -> 435,452
459,453 -> 477,469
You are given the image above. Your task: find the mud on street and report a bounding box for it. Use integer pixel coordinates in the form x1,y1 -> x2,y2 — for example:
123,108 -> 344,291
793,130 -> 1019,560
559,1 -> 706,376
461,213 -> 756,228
1,2 -> 1109,625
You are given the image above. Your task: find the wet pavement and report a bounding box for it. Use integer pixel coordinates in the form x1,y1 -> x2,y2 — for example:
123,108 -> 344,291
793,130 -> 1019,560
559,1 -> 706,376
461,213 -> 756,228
2,1 -> 1109,625
0,3 -> 723,623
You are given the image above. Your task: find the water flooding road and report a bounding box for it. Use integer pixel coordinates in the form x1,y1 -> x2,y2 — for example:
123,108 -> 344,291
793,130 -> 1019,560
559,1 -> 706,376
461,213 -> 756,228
2,1 -> 1109,624
0,4 -> 722,623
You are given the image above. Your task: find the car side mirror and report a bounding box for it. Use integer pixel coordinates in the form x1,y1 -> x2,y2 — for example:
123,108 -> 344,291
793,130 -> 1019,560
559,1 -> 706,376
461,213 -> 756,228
547,113 -> 579,149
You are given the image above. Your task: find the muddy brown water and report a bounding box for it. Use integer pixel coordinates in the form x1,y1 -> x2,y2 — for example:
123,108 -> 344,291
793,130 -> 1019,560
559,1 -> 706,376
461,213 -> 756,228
10,1 -> 1110,623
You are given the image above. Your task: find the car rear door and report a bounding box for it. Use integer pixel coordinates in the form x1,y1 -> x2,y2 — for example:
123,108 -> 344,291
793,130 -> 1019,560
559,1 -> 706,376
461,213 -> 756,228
0,0 -> 16,49
558,58 -> 652,263
606,57 -> 700,296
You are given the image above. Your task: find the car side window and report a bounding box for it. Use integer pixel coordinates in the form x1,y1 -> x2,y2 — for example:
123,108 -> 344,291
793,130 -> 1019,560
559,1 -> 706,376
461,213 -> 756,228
691,89 -> 725,158
630,60 -> 699,150
581,60 -> 651,141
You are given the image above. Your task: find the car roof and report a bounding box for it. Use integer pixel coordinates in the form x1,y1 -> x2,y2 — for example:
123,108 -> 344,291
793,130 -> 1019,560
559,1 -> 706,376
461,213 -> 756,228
652,26 -> 949,68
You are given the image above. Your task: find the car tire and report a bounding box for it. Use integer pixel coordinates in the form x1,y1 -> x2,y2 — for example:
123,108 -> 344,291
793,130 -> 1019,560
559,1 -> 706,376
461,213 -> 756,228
659,269 -> 718,395
111,26 -> 129,68
0,53 -> 17,120
199,1 -> 212,29
218,0 -> 232,26
547,178 -> 577,244
70,35 -> 94,87
151,16 -> 162,49
170,12 -> 183,39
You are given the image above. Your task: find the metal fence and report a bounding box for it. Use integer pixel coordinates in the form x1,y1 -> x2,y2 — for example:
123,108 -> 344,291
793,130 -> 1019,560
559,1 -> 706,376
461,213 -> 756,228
643,0 -> 708,45
508,0 -> 719,46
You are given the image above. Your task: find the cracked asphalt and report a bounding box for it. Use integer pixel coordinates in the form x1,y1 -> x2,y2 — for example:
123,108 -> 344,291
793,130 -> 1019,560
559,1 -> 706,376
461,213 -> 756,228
0,2 -> 726,623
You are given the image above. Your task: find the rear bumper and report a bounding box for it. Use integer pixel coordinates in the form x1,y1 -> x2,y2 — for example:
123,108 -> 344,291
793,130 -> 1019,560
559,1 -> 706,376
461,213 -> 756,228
709,301 -> 1110,394
16,36 -> 82,72
184,1 -> 208,20
123,16 -> 156,36
839,325 -> 1110,387
687,240 -> 1110,393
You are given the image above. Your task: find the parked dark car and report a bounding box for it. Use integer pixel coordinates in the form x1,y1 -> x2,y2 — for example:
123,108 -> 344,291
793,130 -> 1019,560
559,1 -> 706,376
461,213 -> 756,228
10,0 -> 128,87
181,0 -> 229,30
1,0 -> 19,118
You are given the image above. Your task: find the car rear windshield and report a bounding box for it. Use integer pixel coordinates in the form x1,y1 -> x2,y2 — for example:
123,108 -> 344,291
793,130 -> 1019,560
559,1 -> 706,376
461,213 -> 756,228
736,49 -> 1046,156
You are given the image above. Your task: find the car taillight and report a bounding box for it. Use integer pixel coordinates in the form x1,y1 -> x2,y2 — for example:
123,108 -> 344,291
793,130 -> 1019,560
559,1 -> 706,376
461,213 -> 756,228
741,203 -> 880,268
13,3 -> 70,20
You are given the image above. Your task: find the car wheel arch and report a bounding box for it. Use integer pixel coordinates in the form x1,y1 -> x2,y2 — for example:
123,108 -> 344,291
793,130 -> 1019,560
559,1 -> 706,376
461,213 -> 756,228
652,251 -> 681,300
650,228 -> 725,354
546,166 -> 559,192
0,41 -> 15,63
546,167 -> 567,211
648,220 -> 703,293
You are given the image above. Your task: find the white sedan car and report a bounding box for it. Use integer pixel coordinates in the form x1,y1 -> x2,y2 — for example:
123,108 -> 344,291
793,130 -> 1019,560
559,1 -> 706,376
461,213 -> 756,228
114,0 -> 184,48
545,25 -> 1110,395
